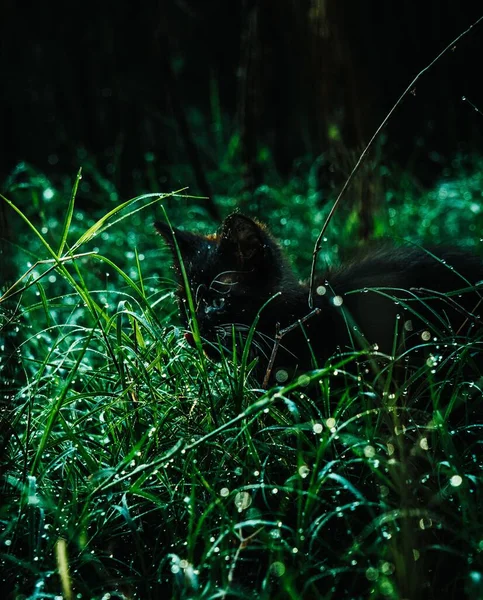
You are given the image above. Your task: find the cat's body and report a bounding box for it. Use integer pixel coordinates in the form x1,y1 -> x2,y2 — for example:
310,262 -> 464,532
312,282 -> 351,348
156,214 -> 483,381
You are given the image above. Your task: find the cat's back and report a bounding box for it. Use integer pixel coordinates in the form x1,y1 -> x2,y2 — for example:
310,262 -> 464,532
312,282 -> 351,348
323,245 -> 483,294
306,245 -> 483,359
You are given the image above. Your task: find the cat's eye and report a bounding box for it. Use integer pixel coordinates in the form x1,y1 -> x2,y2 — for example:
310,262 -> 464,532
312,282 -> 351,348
211,297 -> 226,310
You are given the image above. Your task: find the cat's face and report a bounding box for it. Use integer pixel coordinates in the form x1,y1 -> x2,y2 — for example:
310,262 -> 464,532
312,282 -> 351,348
155,214 -> 287,354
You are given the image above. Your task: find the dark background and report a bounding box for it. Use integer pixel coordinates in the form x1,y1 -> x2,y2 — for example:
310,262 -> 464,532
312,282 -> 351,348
1,1 -> 483,206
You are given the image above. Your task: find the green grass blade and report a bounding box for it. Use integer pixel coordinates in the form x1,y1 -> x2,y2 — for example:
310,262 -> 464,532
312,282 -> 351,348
57,168 -> 82,256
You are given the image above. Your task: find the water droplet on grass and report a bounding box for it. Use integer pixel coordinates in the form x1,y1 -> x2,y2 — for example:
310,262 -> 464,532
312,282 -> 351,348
450,474 -> 463,487
234,491 -> 252,511
298,465 -> 310,478
275,369 -> 288,383
270,561 -> 286,576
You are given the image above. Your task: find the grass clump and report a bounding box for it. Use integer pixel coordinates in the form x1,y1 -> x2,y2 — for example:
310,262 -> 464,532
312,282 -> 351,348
1,163 -> 483,599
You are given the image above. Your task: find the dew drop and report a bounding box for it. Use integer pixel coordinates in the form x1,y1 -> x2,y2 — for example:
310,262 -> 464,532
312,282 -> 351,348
275,369 -> 289,383
270,561 -> 286,576
450,474 -> 463,487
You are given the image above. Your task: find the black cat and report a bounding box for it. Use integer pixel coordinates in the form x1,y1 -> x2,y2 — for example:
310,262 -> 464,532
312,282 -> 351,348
155,213 -> 483,382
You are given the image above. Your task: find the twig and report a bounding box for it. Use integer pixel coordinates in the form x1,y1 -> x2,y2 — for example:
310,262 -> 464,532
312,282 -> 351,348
462,96 -> 483,118
226,526 -> 265,589
308,14 -> 483,309
262,322 -> 280,389
262,308 -> 321,388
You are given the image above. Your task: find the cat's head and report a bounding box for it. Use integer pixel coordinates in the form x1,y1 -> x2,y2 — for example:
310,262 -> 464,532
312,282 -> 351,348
155,213 -> 293,353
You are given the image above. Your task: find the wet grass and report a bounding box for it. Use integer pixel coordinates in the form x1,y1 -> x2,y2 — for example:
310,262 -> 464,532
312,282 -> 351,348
1,161 -> 483,599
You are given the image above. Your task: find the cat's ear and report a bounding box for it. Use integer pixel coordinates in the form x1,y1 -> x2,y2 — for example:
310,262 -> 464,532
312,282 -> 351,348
219,214 -> 269,269
154,221 -> 207,264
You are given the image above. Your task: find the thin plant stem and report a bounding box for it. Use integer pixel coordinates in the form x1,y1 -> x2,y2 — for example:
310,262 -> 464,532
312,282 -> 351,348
308,14 -> 483,308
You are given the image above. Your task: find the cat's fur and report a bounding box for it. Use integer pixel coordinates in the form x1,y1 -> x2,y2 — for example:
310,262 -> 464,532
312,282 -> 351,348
155,213 -> 483,380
